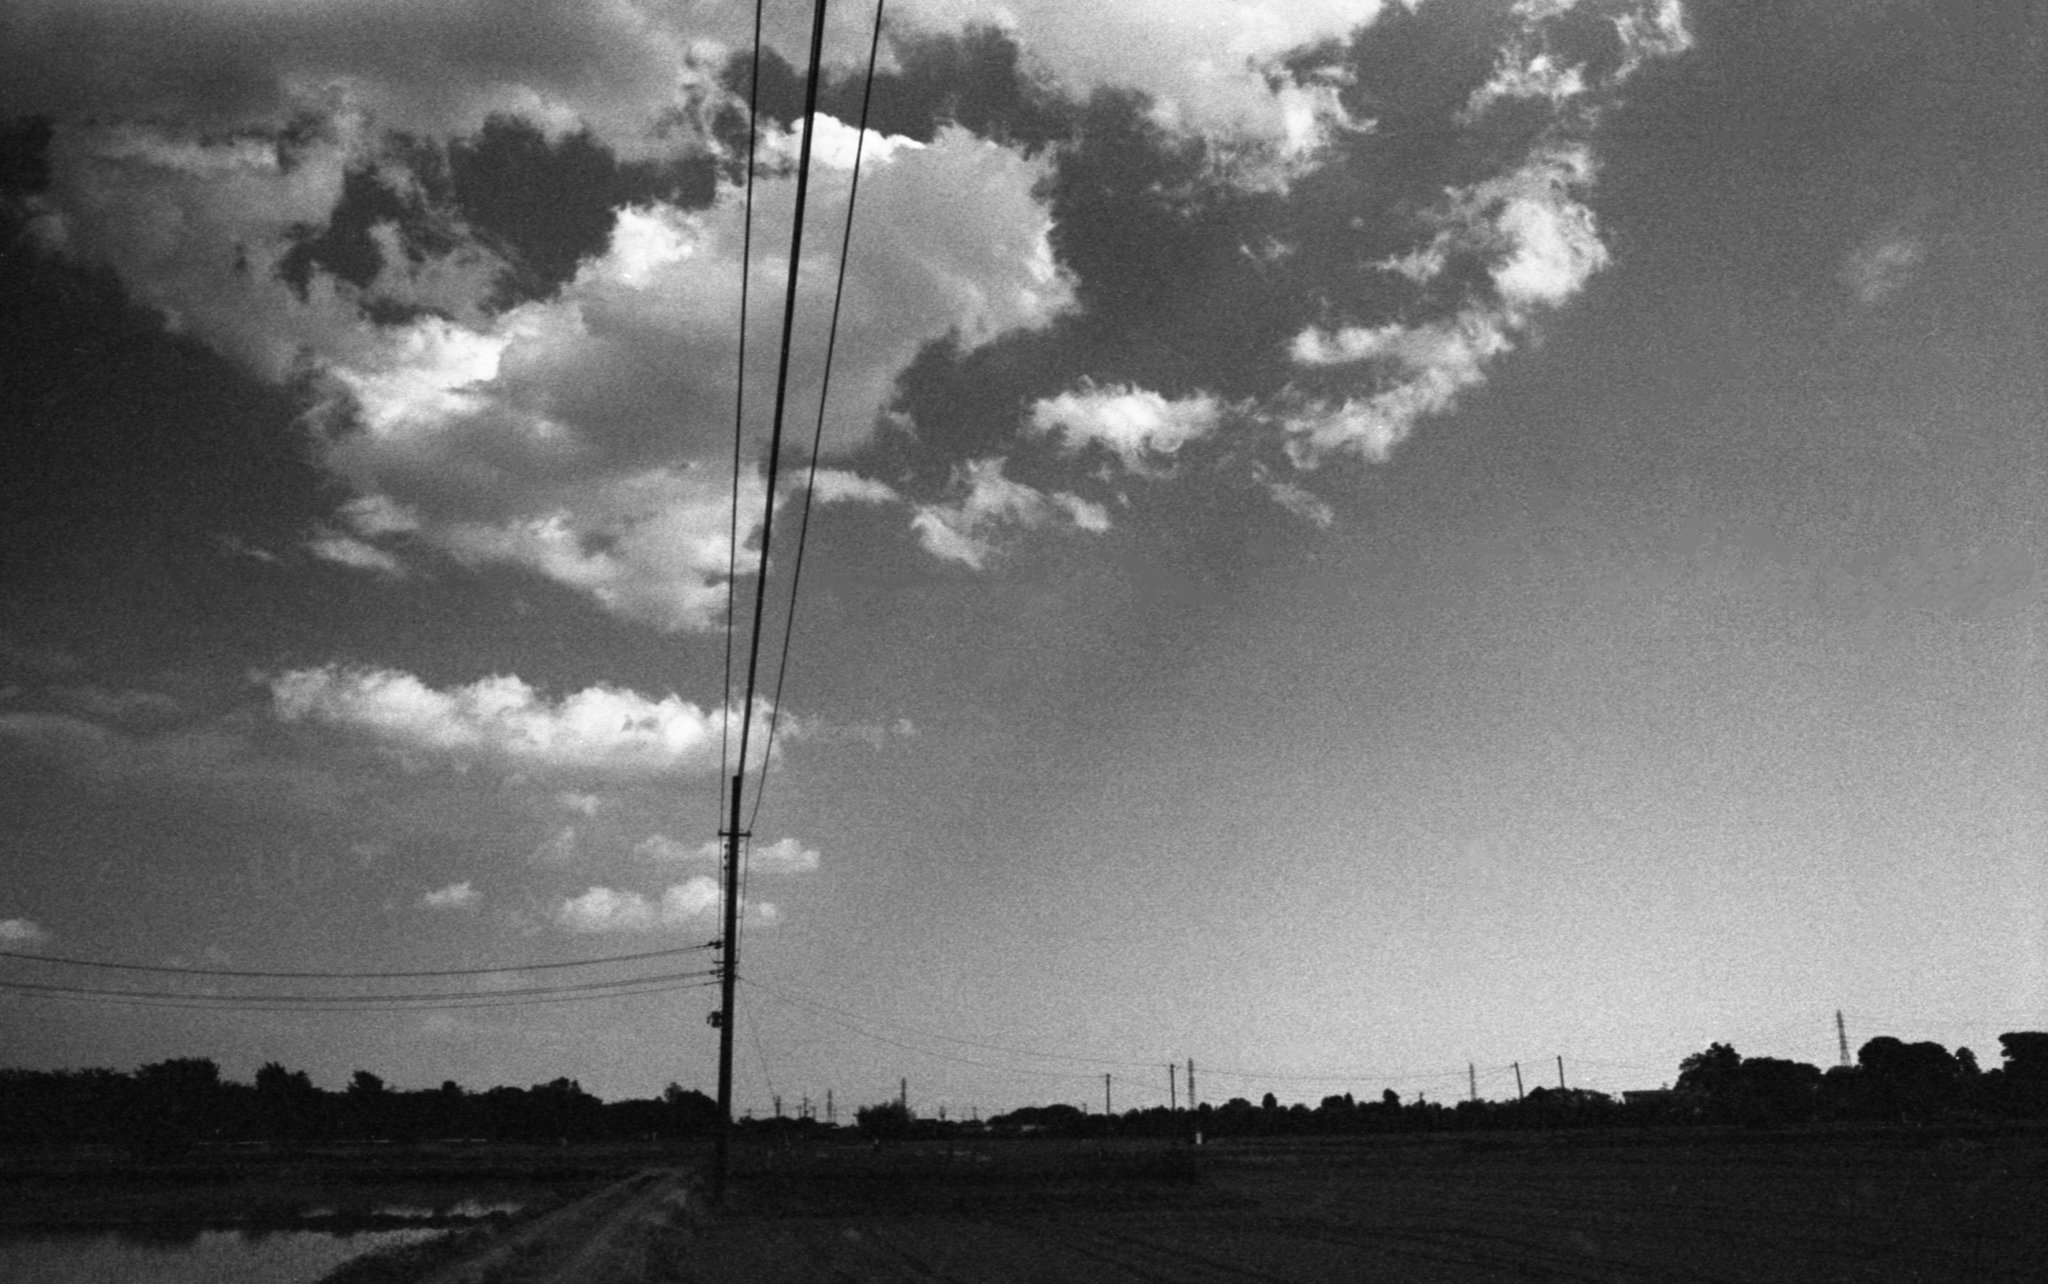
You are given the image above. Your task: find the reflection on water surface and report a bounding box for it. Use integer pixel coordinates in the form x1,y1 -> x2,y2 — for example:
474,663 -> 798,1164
0,1226 -> 445,1283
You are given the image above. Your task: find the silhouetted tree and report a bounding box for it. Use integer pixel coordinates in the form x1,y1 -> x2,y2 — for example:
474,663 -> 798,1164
1857,1038 -> 1964,1120
855,1099 -> 912,1140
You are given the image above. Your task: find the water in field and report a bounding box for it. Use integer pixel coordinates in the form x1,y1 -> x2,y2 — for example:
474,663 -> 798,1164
0,1226 -> 446,1283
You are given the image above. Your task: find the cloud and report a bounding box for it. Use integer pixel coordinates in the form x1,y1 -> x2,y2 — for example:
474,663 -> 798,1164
29,98 -> 1070,629
911,457 -> 1109,569
1028,383 -> 1224,471
1263,479 -> 1336,528
308,530 -> 409,577
555,878 -> 719,932
1843,227 -> 1927,305
805,468 -> 901,504
530,825 -> 580,866
419,880 -> 481,910
636,834 -> 717,863
0,918 -> 50,944
749,836 -> 821,874
269,664 -> 758,777
1278,143 -> 1612,465
638,832 -> 819,874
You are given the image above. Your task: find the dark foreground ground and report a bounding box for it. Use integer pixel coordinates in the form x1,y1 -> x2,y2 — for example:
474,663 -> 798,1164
3,1126 -> 2042,1281
687,1126 -> 2047,1283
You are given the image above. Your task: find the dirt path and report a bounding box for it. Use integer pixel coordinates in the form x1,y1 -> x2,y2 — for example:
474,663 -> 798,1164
412,1167 -> 703,1284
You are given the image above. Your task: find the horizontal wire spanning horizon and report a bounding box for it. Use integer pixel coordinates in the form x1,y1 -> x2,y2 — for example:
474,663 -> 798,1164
0,966 -> 718,1006
0,976 -> 720,1013
0,942 -> 714,979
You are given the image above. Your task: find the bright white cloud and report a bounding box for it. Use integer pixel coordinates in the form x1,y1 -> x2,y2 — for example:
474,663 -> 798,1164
555,877 -> 719,932
79,116 -> 1065,629
805,469 -> 901,505
0,918 -> 50,944
270,664 -> 756,777
898,0 -> 1391,142
1028,384 -> 1225,470
419,880 -> 481,910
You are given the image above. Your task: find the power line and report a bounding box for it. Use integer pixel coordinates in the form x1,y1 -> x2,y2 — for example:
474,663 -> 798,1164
0,943 -> 713,981
746,976 -> 1160,1069
0,966 -> 718,1006
745,0 -> 888,839
718,0 -> 771,824
0,978 -> 718,1015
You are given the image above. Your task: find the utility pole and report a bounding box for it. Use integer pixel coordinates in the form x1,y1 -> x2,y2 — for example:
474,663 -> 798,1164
1557,1056 -> 1566,1091
1187,1058 -> 1197,1110
1469,1062 -> 1477,1103
1168,1063 -> 1177,1111
826,1089 -> 834,1126
773,1094 -> 782,1120
1836,1010 -> 1851,1068
712,773 -> 744,1204
900,1077 -> 908,1114
1512,1061 -> 1525,1101
1104,1073 -> 1113,1116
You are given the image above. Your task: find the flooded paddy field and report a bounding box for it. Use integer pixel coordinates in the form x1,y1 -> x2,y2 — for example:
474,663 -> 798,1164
0,1140 -> 697,1283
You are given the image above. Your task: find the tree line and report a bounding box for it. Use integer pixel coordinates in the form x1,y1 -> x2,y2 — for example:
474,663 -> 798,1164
0,1059 -> 721,1154
3,1030 -> 2042,1153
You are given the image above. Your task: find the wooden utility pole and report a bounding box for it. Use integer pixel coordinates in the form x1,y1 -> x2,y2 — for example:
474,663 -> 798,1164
1168,1063 -> 1177,1111
1557,1056 -> 1566,1091
900,1078 -> 908,1113
1104,1073 -> 1113,1116
1512,1061 -> 1525,1100
1837,1010 -> 1851,1068
712,773 -> 744,1203
1187,1059 -> 1196,1109
826,1089 -> 834,1126
1469,1062 -> 1477,1103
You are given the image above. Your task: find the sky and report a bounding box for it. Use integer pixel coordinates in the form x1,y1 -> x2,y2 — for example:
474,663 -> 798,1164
0,0 -> 2042,1116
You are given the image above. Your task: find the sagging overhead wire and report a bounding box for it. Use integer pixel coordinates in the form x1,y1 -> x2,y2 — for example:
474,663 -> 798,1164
745,0 -> 888,840
0,942 -> 714,980
0,966 -> 719,1007
717,0 -> 771,829
0,977 -> 720,1015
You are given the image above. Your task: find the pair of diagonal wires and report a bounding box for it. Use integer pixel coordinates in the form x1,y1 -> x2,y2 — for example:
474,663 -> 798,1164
716,0 -> 890,917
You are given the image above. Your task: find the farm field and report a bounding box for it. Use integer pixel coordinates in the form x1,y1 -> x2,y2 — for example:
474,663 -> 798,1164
681,1127 -> 2047,1282
3,1127 -> 2040,1281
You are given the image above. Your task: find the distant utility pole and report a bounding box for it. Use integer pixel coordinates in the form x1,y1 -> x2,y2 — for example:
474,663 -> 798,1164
826,1089 -> 834,1126
900,1078 -> 908,1113
773,1094 -> 782,1120
1513,1061 -> 1525,1101
1104,1073 -> 1113,1116
1557,1056 -> 1566,1091
1837,1010 -> 1851,1068
800,1095 -> 810,1121
1187,1059 -> 1197,1110
1168,1063 -> 1177,1111
1469,1062 -> 1477,1103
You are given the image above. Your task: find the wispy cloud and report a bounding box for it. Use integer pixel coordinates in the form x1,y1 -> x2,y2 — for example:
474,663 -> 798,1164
418,880 -> 481,910
911,458 -> 1108,569
0,918 -> 50,944
1843,226 -> 1927,306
